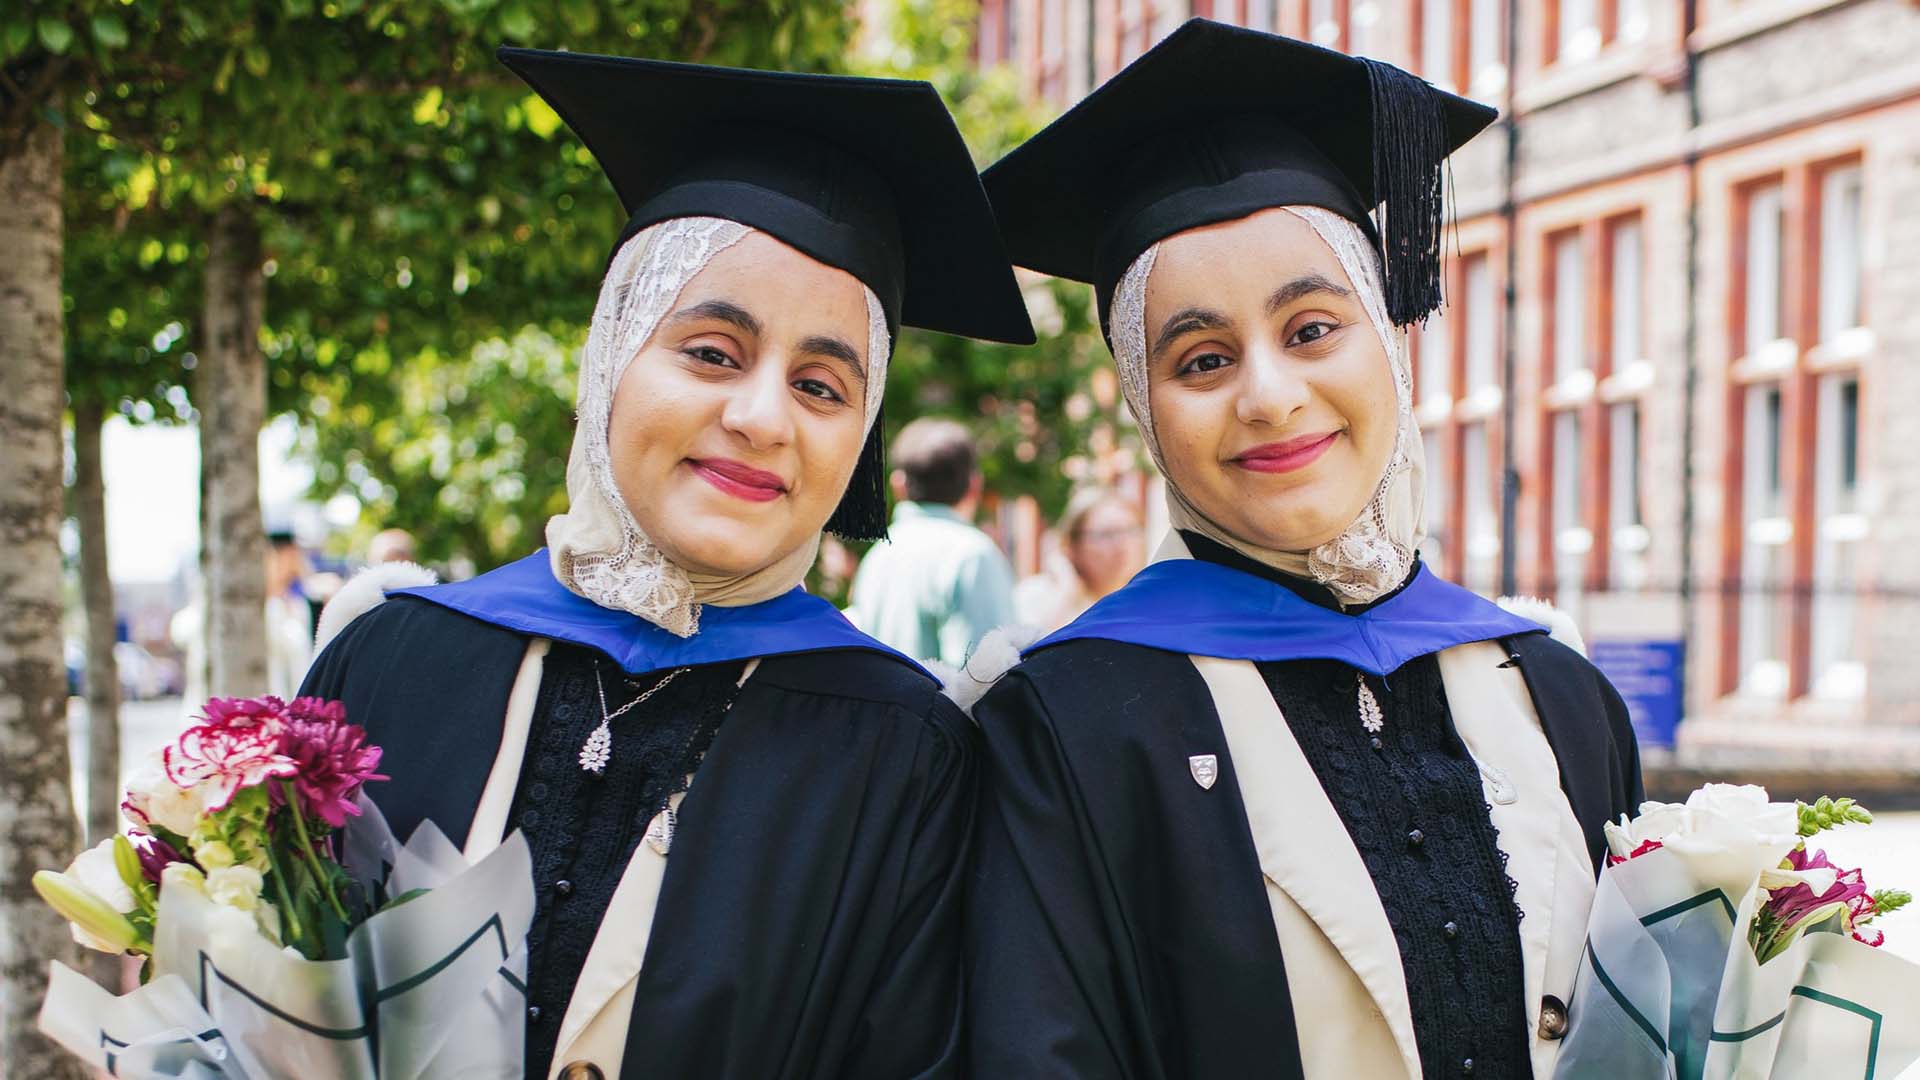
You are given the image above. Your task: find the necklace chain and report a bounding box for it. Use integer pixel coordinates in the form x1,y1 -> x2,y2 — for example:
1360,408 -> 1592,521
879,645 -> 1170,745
581,662 -> 691,775
595,662 -> 689,723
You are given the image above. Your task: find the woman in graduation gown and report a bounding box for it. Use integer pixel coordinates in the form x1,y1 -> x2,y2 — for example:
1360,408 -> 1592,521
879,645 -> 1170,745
967,20 -> 1642,1080
300,47 -> 1033,1080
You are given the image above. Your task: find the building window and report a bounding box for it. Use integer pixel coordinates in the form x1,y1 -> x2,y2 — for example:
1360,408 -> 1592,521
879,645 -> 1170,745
1604,215 -> 1650,590
1419,0 -> 1505,97
1556,0 -> 1602,63
1468,0 -> 1504,96
1463,253 -> 1497,393
1422,427 -> 1452,573
1308,0 -> 1348,50
1420,0 -> 1455,88
1742,181 -> 1786,356
1608,401 -> 1648,588
1551,230 -> 1589,376
1810,373 -> 1864,699
1463,421 -> 1498,593
1722,158 -> 1867,702
1817,164 -> 1864,345
1738,382 -> 1790,698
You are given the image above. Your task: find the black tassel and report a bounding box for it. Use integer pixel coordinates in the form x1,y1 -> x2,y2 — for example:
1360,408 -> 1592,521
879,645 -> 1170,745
1363,58 -> 1449,327
825,408 -> 891,542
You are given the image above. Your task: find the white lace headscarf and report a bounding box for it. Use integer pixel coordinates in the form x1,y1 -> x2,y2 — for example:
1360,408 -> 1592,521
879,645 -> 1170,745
546,216 -> 892,636
1110,205 -> 1425,605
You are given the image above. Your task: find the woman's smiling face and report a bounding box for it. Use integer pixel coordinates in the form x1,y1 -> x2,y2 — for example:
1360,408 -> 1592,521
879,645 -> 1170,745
606,231 -> 873,578
1142,207 -> 1397,553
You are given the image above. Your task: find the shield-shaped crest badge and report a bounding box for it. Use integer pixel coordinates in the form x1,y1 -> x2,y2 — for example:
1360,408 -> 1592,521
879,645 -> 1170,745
1188,754 -> 1219,790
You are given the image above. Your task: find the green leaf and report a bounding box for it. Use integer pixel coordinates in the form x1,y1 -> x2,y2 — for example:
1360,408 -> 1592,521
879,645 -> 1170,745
90,13 -> 129,50
498,2 -> 535,40
243,43 -> 272,78
36,15 -> 74,54
4,20 -> 35,60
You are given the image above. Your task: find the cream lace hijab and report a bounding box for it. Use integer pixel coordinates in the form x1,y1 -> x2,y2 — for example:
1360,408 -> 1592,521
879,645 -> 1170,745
1109,205 -> 1426,606
545,216 -> 892,637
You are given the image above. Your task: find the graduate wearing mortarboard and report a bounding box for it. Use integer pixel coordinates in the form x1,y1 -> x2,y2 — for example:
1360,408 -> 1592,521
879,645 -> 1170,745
967,21 -> 1643,1080
300,47 -> 1033,1080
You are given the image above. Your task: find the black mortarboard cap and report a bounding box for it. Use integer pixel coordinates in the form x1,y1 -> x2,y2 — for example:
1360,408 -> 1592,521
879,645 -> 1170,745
982,19 -> 1498,332
500,47 -> 1037,540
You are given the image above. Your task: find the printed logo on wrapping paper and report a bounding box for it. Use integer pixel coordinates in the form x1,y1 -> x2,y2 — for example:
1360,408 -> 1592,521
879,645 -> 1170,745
1189,754 -> 1219,790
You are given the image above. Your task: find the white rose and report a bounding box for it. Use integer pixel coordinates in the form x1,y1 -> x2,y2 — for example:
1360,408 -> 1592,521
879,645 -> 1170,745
1664,783 -> 1799,856
124,750 -> 207,837
65,839 -> 136,915
205,865 -> 265,912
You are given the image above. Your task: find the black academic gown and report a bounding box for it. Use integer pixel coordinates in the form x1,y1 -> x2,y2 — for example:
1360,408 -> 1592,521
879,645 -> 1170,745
965,631 -> 1643,1079
300,594 -> 974,1079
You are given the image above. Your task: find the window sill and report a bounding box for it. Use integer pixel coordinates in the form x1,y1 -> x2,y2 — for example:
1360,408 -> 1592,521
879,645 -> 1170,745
1543,369 -> 1599,409
1600,360 -> 1657,400
1515,42 -> 1659,114
1690,0 -> 1866,54
1805,327 -> 1873,370
1455,385 -> 1504,422
1730,338 -> 1799,381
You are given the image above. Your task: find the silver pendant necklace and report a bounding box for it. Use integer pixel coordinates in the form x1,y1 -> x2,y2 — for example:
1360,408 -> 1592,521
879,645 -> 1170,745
1357,674 -> 1385,734
580,662 -> 690,775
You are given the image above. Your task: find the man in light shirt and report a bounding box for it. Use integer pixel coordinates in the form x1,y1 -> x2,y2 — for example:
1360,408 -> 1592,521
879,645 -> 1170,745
849,418 -> 1016,666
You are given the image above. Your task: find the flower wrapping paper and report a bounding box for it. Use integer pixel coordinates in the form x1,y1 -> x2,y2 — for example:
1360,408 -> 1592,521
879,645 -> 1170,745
38,797 -> 534,1080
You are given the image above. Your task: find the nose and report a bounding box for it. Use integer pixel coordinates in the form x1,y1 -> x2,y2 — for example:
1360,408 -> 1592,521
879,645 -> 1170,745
719,356 -> 796,450
1233,344 -> 1311,428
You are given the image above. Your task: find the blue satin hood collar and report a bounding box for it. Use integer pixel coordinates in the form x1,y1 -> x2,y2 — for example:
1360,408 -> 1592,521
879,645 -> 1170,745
1029,558 -> 1545,676
391,550 -> 931,680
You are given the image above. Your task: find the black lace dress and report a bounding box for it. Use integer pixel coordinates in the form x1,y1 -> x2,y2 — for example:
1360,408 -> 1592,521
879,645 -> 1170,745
507,645 -> 746,1079
1188,533 -> 1532,1080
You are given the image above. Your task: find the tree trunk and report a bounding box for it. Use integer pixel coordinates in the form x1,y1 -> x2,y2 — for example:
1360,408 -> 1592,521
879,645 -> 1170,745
199,204 -> 268,697
0,115 -> 89,1079
72,400 -> 121,844
73,399 -> 126,991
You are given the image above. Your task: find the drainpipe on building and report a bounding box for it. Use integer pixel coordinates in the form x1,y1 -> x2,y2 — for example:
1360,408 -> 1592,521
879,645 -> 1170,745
1679,0 -> 1703,728
1498,0 -> 1522,597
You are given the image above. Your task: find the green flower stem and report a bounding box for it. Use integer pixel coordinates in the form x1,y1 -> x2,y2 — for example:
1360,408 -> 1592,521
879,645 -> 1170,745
264,840 -> 308,952
281,781 -> 349,924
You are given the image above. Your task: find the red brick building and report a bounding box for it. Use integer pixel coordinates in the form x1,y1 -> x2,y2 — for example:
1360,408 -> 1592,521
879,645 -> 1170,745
975,0 -> 1920,757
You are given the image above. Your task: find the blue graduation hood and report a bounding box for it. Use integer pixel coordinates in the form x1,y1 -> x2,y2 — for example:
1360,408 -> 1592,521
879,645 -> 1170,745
392,551 -> 931,680
1029,558 -> 1545,676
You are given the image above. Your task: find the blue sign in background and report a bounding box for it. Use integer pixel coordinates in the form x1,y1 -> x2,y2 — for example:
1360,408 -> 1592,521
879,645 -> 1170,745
1589,638 -> 1686,749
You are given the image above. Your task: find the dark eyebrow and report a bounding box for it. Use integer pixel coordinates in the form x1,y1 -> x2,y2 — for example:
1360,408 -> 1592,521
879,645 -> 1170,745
1265,274 -> 1352,314
668,299 -> 762,338
1148,307 -> 1231,362
797,334 -> 868,389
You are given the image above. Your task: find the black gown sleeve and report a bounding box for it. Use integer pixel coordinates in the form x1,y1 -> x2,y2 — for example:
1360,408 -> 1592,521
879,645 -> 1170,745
1509,633 -> 1647,873
967,670 -> 1153,1080
839,696 -> 978,1080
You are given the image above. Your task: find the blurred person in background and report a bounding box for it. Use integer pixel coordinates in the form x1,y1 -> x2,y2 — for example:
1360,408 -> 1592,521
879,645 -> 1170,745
848,417 -> 1016,666
366,527 -> 418,566
1014,486 -> 1146,631
263,529 -> 312,697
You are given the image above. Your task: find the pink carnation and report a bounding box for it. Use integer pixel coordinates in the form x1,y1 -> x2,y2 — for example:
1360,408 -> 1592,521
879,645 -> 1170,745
164,696 -> 298,812
271,697 -> 386,829
1764,847 -> 1871,932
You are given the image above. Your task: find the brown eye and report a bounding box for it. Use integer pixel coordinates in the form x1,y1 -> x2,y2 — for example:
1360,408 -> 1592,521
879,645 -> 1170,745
794,377 -> 846,404
1288,321 -> 1338,347
685,345 -> 738,368
1178,352 -> 1234,377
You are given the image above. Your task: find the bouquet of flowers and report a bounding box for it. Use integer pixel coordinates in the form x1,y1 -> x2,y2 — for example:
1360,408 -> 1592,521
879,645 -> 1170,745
1554,783 -> 1919,1079
31,695 -> 534,1079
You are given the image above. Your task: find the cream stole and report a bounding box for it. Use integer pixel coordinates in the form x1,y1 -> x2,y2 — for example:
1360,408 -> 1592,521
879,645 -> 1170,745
460,640 -> 758,1080
1168,538 -> 1595,1078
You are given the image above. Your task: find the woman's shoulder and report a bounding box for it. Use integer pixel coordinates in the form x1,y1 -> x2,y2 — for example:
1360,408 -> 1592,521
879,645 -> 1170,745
977,636 -> 1211,735
302,578 -> 530,700
751,647 -> 972,740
